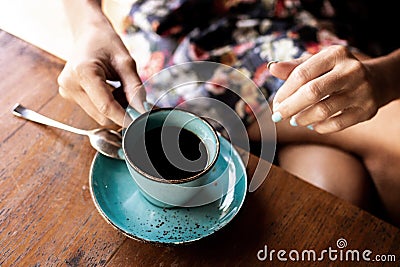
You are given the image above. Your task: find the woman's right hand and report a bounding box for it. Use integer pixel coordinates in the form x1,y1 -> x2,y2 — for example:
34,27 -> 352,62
58,0 -> 146,127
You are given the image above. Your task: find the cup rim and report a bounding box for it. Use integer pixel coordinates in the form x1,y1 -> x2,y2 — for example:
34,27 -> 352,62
122,107 -> 220,184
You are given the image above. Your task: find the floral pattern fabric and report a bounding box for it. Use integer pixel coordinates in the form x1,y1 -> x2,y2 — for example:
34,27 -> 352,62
120,0 -> 349,128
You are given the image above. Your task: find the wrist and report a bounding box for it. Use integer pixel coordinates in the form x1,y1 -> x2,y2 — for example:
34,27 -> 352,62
364,50 -> 400,107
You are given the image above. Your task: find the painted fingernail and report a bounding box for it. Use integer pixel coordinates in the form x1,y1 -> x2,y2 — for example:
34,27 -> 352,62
307,125 -> 314,131
267,60 -> 279,69
271,112 -> 282,123
290,117 -> 298,127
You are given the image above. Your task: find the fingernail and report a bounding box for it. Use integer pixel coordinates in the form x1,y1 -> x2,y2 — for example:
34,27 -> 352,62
267,60 -> 279,69
307,125 -> 314,130
290,117 -> 298,127
271,112 -> 282,123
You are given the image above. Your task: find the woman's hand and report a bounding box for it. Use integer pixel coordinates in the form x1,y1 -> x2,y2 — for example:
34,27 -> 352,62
58,0 -> 145,127
269,45 -> 399,133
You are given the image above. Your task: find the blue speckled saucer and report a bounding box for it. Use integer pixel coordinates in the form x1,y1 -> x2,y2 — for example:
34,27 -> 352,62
89,136 -> 247,245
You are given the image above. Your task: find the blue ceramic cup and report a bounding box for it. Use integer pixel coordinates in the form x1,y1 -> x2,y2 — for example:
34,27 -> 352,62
122,106 -> 220,208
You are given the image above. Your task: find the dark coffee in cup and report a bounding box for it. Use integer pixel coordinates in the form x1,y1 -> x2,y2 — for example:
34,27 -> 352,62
123,107 -> 220,207
130,125 -> 208,180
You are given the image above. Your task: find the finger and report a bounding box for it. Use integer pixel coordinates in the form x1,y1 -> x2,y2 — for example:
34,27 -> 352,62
57,64 -> 81,98
272,50 -> 336,113
58,85 -> 74,101
268,54 -> 311,80
313,107 -> 365,134
275,68 -> 348,123
59,86 -> 114,126
77,64 -> 126,126
290,91 -> 353,127
112,55 -> 146,113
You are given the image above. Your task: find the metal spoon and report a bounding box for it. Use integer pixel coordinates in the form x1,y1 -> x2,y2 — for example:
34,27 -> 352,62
12,104 -> 124,160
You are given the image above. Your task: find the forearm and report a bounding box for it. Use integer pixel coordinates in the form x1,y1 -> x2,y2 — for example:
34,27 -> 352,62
364,49 -> 400,107
61,0 -> 111,39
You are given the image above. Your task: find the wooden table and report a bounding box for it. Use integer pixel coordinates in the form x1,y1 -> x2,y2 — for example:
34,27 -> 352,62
1,30 -> 399,267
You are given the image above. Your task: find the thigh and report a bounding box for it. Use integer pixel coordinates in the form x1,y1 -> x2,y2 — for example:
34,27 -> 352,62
355,100 -> 400,226
249,100 -> 400,225
274,100 -> 400,226
277,144 -> 377,212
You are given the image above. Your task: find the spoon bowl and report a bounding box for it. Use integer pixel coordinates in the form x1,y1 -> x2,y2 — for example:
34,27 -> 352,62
87,128 -> 123,160
12,104 -> 124,160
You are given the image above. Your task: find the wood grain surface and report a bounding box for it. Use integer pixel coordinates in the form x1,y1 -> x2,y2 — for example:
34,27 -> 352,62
0,30 -> 399,267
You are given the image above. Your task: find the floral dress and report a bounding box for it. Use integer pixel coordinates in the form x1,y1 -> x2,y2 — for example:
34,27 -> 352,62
118,0 -> 356,129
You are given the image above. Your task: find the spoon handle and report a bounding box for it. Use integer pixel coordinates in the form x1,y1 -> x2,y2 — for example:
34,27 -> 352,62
12,104 -> 89,136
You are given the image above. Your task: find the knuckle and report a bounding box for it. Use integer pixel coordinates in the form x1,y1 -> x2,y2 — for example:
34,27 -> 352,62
329,45 -> 349,59
292,66 -> 311,83
352,60 -> 364,71
74,62 -> 90,73
58,86 -> 70,99
361,104 -> 377,121
97,99 -> 114,116
74,62 -> 96,79
348,61 -> 365,78
115,55 -> 135,68
57,73 -> 67,88
57,69 -> 74,89
315,102 -> 332,120
57,70 -> 81,97
72,63 -> 84,75
126,83 -> 143,97
328,118 -> 345,132
304,82 -> 324,101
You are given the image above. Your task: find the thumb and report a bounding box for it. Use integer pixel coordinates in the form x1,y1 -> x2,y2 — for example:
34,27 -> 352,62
268,54 -> 312,80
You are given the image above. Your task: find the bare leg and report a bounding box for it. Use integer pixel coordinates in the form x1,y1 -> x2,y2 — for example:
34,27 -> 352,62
278,144 -> 379,213
248,100 -> 400,227
248,112 -> 375,210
